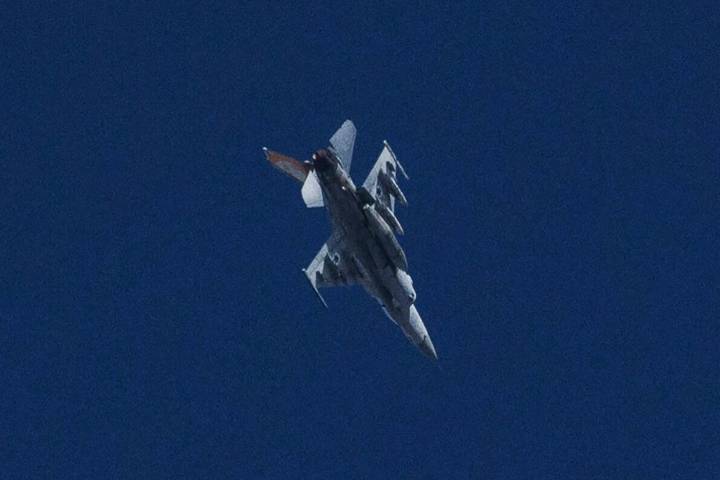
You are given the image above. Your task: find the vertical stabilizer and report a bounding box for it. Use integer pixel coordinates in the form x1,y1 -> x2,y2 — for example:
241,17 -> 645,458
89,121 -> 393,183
329,120 -> 356,173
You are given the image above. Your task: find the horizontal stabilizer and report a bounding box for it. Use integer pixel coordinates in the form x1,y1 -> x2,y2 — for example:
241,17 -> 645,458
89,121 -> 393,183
301,170 -> 324,208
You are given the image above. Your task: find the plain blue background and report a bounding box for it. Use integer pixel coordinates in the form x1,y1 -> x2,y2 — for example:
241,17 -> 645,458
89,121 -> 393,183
2,2 -> 718,478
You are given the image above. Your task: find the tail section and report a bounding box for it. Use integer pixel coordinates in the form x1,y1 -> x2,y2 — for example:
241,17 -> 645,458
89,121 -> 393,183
263,148 -> 309,183
264,119 -> 355,208
263,147 -> 324,208
300,170 -> 324,208
329,120 -> 356,174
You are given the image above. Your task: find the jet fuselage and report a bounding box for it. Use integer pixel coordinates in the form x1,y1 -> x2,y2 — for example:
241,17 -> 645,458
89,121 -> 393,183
312,149 -> 432,354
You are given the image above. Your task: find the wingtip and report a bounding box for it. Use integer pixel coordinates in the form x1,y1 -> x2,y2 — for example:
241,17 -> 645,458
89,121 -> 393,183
382,140 -> 409,180
302,268 -> 328,309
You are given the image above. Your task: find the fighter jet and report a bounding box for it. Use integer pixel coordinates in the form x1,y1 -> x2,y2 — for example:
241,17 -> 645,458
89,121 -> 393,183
263,120 -> 437,360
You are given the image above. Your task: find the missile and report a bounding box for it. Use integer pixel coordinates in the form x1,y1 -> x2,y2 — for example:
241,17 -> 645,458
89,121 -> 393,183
363,204 -> 408,271
379,170 -> 407,206
375,202 -> 404,235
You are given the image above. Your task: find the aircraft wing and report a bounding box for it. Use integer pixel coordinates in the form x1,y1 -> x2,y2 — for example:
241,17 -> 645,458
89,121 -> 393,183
302,231 -> 362,308
329,120 -> 357,174
362,141 -> 408,213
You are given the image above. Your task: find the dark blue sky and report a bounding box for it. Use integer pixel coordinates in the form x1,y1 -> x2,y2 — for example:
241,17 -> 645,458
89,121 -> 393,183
2,2 -> 718,478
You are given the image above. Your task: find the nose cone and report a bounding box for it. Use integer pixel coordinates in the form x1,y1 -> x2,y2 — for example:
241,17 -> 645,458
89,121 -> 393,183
403,305 -> 437,360
418,335 -> 438,360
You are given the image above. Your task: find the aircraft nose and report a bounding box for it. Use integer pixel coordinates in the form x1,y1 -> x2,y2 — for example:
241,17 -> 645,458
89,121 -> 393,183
418,335 -> 438,360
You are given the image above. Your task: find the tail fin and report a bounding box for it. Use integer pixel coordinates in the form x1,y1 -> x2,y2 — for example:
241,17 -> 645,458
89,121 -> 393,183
263,147 -> 324,208
263,148 -> 309,183
329,120 -> 356,173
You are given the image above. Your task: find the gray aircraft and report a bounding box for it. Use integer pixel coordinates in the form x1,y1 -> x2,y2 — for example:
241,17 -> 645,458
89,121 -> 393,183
264,120 -> 437,360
